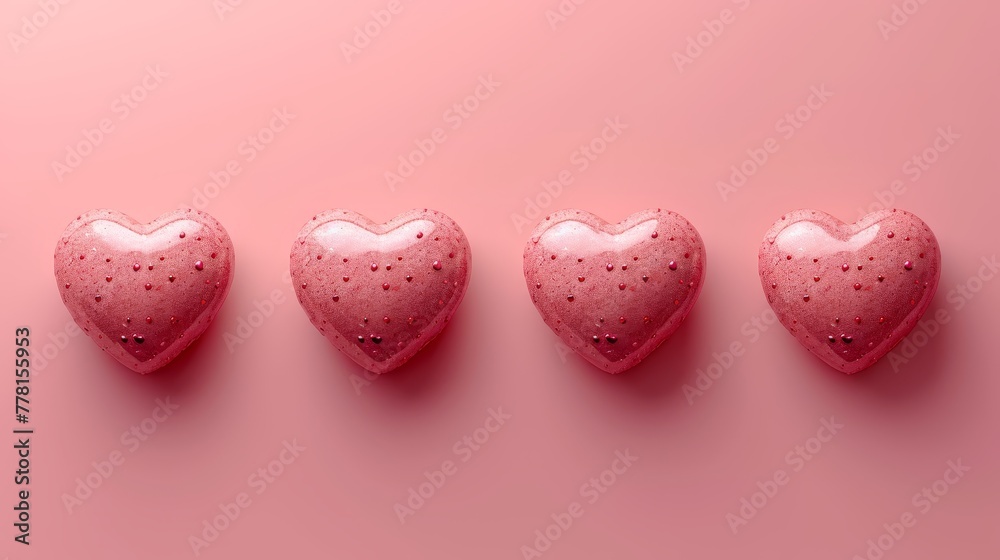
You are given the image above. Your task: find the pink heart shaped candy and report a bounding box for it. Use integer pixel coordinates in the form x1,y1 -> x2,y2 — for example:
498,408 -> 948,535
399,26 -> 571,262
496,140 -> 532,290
523,209 -> 706,374
758,209 -> 941,374
54,209 -> 235,374
290,209 -> 471,374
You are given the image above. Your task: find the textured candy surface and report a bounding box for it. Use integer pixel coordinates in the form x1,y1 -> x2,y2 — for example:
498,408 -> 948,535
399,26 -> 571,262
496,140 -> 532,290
523,209 -> 706,374
53,209 -> 235,374
759,209 -> 941,374
290,209 -> 471,374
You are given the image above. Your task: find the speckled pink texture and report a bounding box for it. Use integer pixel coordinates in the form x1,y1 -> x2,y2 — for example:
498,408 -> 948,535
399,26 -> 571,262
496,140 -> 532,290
53,209 -> 235,374
759,209 -> 941,374
523,209 -> 706,374
290,209 -> 471,374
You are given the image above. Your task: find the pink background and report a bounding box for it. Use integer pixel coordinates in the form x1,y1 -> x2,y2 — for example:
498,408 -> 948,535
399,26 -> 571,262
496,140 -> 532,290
3,0 -> 999,558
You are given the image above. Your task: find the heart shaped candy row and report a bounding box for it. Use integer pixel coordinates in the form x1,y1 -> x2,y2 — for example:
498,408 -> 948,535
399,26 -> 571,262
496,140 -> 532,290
54,207 -> 940,375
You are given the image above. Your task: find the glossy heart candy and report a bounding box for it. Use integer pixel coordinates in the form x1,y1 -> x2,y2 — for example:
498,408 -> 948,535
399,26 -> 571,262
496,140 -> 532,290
290,209 -> 471,374
54,209 -> 235,374
759,209 -> 941,374
523,209 -> 706,374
